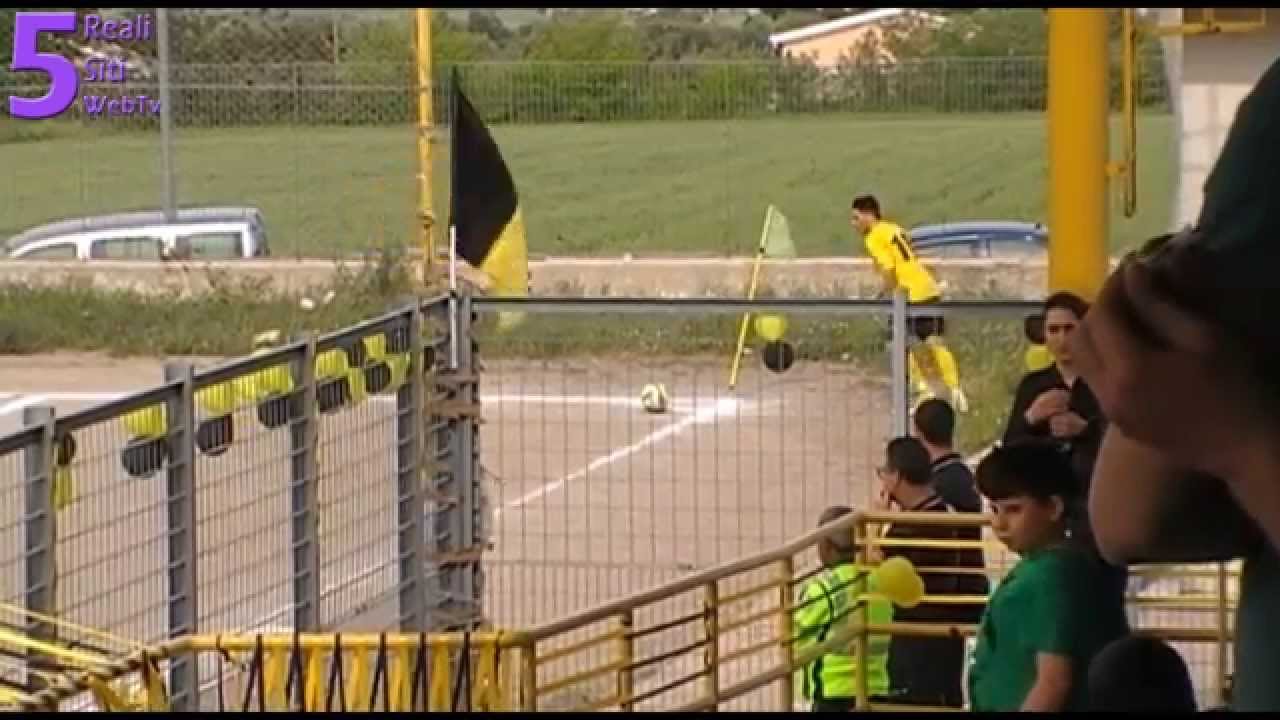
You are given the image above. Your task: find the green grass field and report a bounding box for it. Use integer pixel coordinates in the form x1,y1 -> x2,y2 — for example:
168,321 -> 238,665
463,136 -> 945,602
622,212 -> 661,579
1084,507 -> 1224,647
1,112 -> 1174,258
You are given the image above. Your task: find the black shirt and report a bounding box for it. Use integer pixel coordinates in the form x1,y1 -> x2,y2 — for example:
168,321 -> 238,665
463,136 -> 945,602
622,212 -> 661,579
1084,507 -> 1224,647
930,452 -> 982,514
882,493 -> 989,625
1002,363 -> 1107,554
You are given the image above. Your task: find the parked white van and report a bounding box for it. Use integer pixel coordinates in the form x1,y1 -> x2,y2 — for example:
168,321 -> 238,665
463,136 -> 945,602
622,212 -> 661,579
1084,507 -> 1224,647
4,206 -> 270,261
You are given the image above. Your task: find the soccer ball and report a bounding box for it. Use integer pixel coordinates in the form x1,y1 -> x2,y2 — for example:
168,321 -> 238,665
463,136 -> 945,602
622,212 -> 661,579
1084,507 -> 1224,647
639,383 -> 670,414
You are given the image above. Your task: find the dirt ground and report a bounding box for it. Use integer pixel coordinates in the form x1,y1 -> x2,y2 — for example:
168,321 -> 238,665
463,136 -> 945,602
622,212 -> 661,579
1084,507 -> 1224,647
0,353 -> 1230,710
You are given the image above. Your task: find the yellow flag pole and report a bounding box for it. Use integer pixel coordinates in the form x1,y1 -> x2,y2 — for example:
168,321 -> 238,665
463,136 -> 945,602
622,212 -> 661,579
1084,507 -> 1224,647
728,206 -> 774,390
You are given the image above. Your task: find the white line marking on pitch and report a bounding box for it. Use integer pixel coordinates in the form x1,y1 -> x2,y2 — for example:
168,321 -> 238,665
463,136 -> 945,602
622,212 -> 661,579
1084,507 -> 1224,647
497,396 -> 742,514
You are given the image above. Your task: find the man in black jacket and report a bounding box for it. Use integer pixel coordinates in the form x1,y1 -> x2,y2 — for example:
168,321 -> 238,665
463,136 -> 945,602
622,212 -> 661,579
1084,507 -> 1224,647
874,436 -> 989,709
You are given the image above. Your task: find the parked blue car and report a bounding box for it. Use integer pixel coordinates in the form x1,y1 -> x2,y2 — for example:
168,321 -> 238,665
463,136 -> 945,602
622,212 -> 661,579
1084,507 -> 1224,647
907,220 -> 1048,259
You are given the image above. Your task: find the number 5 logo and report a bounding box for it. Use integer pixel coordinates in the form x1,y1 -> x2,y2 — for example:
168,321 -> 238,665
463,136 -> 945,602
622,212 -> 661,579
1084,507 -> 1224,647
9,11 -> 80,120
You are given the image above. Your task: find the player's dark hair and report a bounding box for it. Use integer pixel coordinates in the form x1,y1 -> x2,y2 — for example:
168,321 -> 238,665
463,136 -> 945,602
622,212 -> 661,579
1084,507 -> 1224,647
1087,636 -> 1198,712
1043,291 -> 1090,320
976,440 -> 1078,505
851,194 -> 881,218
913,398 -> 955,447
885,436 -> 932,486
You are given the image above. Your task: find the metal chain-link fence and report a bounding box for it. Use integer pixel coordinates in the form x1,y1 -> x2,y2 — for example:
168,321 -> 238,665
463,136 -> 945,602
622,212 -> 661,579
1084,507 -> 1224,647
0,293 -> 489,711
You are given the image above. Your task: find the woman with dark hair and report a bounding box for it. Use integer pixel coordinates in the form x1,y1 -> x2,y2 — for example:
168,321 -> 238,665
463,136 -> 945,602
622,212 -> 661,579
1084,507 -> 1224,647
1002,292 -> 1122,592
1004,292 -> 1103,477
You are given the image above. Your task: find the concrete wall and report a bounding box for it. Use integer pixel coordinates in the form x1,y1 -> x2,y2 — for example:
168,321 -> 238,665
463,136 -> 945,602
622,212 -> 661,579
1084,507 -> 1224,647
0,257 -> 1075,301
1171,8 -> 1279,228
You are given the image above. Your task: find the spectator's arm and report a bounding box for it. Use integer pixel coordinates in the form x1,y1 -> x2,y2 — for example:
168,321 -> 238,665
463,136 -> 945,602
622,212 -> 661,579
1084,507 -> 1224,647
1021,654 -> 1074,712
1003,375 -> 1046,444
1090,429 -> 1261,565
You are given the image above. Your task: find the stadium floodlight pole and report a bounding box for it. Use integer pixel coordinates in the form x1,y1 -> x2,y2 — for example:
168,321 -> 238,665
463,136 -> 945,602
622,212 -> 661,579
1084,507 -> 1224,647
156,7 -> 177,223
1047,8 -> 1109,300
414,8 -> 436,280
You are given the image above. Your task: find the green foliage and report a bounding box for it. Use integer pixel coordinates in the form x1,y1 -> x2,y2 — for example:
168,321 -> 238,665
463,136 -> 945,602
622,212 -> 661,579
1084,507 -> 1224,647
0,252 -> 420,357
522,14 -> 647,62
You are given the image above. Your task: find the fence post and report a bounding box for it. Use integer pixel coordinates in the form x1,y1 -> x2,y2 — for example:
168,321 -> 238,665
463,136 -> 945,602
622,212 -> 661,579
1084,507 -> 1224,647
852,517 -> 870,712
397,304 -> 428,630
163,362 -> 199,711
426,291 -> 484,630
775,557 -> 793,712
702,582 -> 721,709
889,290 -> 909,437
289,335 -> 321,631
617,610 -> 634,711
21,405 -> 57,695
156,7 -> 177,222
455,292 -> 483,624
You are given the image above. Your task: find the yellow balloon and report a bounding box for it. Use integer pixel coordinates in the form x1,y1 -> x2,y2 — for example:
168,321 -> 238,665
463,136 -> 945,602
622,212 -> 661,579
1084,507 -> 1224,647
123,404 -> 166,438
1024,344 -> 1054,373
346,366 -> 369,406
871,556 -> 925,609
53,466 -> 75,511
362,333 -> 388,362
234,364 -> 294,404
315,348 -> 349,380
385,354 -> 409,391
196,382 -> 238,417
754,314 -> 788,342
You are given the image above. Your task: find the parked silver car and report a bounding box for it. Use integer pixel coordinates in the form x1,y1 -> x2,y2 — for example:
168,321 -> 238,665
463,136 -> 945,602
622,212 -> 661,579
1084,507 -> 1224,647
5,206 -> 270,261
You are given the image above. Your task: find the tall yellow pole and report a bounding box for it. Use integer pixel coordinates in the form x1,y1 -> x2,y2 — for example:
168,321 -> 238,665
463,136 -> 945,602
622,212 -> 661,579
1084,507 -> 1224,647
1047,9 -> 1110,300
414,9 -> 436,280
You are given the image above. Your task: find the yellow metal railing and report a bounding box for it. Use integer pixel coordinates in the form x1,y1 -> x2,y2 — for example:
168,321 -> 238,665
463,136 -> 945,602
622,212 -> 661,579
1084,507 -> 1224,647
2,511 -> 1238,713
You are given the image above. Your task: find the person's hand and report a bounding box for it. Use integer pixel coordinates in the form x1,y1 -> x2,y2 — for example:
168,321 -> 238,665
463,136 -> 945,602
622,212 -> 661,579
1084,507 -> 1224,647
1026,388 -> 1070,425
1048,411 -> 1088,439
1070,257 -> 1278,481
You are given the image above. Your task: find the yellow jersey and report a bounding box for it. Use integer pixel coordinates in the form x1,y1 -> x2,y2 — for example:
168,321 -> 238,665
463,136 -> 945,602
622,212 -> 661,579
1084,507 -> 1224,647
863,221 -> 941,303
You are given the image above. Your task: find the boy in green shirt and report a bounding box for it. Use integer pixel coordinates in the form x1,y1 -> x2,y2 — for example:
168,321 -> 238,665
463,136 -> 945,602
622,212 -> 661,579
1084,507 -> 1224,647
793,506 -> 893,712
968,442 -> 1130,712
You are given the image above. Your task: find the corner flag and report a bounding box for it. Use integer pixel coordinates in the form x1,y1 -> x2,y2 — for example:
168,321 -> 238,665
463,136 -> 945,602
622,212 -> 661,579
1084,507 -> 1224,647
728,205 -> 796,388
448,69 -> 529,329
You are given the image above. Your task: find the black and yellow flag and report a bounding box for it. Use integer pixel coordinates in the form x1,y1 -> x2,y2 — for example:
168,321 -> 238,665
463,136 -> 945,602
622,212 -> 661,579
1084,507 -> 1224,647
449,70 -> 529,328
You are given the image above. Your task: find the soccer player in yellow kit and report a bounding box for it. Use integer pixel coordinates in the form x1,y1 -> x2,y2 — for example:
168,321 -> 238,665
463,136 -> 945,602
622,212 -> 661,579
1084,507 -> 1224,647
851,194 -> 968,412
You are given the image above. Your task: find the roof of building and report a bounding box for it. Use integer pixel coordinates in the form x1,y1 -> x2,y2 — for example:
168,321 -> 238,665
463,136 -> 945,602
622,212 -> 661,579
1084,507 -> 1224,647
767,7 -> 945,47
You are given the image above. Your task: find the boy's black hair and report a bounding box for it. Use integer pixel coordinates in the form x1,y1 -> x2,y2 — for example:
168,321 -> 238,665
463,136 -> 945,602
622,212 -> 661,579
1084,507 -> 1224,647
1043,291 -> 1090,320
885,436 -> 932,487
975,440 -> 1078,505
913,398 -> 955,447
851,194 -> 881,218
1087,636 -> 1198,712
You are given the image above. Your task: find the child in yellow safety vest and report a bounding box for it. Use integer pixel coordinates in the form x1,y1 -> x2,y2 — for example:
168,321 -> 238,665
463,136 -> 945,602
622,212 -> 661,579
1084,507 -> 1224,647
793,506 -> 894,712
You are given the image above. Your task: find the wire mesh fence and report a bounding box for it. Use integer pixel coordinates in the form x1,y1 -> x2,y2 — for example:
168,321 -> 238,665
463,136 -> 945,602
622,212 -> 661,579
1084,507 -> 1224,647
469,300 -> 898,632
0,294 -> 485,710
0,8 -> 1175,260
0,293 -> 1246,711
